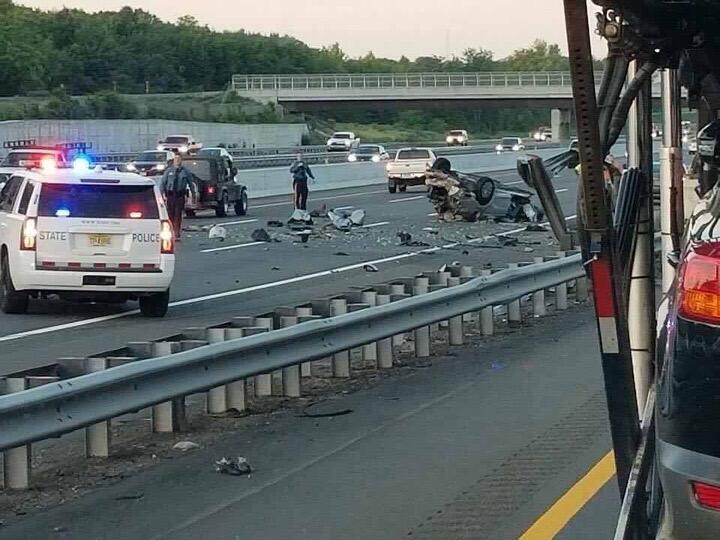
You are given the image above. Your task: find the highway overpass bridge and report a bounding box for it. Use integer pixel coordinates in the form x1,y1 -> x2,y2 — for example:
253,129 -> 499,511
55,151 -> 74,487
231,71 -> 663,140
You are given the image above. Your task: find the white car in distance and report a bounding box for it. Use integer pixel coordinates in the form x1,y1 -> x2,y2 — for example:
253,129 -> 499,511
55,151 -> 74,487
326,131 -> 359,152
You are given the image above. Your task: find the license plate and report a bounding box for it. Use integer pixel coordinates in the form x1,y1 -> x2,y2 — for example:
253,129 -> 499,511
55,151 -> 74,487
88,234 -> 111,247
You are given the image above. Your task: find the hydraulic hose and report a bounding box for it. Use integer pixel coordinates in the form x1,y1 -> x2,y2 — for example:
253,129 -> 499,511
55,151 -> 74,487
605,61 -> 658,155
599,55 -> 630,151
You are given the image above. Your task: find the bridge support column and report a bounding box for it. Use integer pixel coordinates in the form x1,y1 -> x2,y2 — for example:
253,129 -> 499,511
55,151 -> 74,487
551,108 -> 572,141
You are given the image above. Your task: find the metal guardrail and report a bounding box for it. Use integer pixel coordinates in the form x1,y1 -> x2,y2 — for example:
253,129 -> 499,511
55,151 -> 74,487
232,72 -> 580,91
0,254 -> 584,453
89,142 -> 564,171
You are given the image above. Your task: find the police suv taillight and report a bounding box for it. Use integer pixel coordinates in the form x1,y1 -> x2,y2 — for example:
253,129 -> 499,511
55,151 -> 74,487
678,242 -> 720,325
160,220 -> 174,254
20,218 -> 38,251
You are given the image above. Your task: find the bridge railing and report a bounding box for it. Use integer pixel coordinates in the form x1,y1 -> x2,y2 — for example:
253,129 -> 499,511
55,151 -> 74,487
232,71 -> 581,92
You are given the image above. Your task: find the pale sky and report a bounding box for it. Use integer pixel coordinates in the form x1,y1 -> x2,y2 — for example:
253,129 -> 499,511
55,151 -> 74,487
18,0 -> 606,60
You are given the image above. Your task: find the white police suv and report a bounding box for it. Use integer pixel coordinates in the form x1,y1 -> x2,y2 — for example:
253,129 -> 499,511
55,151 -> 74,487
0,162 -> 175,316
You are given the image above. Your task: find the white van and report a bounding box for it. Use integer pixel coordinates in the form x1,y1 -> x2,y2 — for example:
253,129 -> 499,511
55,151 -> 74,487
0,166 -> 175,316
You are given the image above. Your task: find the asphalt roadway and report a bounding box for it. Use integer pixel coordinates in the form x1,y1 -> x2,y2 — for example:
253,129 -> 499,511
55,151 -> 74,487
0,148 -> 579,375
2,304 -> 619,539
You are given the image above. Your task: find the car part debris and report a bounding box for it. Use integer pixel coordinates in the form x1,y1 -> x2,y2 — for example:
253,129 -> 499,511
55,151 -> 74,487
309,204 -> 328,218
423,227 -> 439,234
293,230 -> 311,243
363,264 -> 379,272
397,231 -> 430,247
349,209 -> 366,226
526,224 -> 549,232
172,441 -> 200,451
215,456 -> 252,476
115,493 -> 145,501
208,224 -> 227,241
267,220 -> 284,228
251,228 -> 272,242
334,251 -> 350,256
426,166 -> 543,223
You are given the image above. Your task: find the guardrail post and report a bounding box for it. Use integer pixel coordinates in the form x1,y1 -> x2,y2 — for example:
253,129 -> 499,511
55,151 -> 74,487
360,291 -> 378,364
479,269 -> 495,336
151,341 -> 184,433
448,277 -> 464,345
330,299 -> 350,377
555,251 -> 569,311
296,306 -> 314,376
206,328 -> 228,415
413,277 -> 431,357
2,378 -> 30,489
532,257 -> 547,317
85,358 -> 110,458
389,284 -> 407,345
576,273 -> 589,302
506,263 -> 522,325
375,294 -> 394,368
280,316 -> 301,396
254,316 -> 274,396
226,327 -> 268,410
459,267 -> 475,323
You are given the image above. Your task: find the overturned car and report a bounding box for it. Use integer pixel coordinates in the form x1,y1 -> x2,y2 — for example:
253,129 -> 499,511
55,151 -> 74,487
425,159 -> 543,223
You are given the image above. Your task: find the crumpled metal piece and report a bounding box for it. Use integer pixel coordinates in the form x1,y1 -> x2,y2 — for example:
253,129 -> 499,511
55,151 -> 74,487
215,456 -> 252,476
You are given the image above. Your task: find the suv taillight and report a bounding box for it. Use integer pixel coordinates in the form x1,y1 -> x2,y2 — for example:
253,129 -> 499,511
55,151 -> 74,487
693,481 -> 720,510
21,218 -> 37,251
160,220 -> 174,254
678,243 -> 720,325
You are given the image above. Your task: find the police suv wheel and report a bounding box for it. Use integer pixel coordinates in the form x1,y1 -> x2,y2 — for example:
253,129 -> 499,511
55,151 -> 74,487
234,191 -> 248,216
139,289 -> 169,318
0,254 -> 28,314
215,192 -> 229,218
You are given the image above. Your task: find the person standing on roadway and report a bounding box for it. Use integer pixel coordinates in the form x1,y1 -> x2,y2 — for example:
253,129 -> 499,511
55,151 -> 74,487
160,152 -> 195,241
290,153 -> 315,210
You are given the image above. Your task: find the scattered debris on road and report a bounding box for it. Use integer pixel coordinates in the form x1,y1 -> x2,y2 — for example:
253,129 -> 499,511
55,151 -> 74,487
208,224 -> 227,241
363,264 -> 379,272
251,228 -> 272,242
397,231 -> 430,247
267,220 -> 284,228
114,493 -> 145,501
288,209 -> 313,224
215,456 -> 252,476
172,441 -> 200,451
309,204 -> 328,218
327,208 -> 367,231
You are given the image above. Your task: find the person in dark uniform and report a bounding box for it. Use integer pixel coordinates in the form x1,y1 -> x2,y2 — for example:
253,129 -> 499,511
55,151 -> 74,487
290,153 -> 315,210
160,152 -> 195,241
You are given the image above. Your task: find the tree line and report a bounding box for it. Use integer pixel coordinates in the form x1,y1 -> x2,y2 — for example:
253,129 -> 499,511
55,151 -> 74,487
0,1 -> 572,97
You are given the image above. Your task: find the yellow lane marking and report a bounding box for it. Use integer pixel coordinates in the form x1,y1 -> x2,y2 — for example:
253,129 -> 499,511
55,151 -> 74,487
519,450 -> 615,539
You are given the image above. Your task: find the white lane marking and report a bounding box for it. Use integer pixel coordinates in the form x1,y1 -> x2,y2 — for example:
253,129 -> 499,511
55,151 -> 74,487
216,219 -> 258,227
0,214 -> 578,344
333,205 -> 354,210
252,189 -> 387,209
362,221 -> 390,229
555,188 -> 569,194
201,241 -> 266,254
428,213 -> 437,217
389,195 -> 425,204
505,180 -> 524,185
